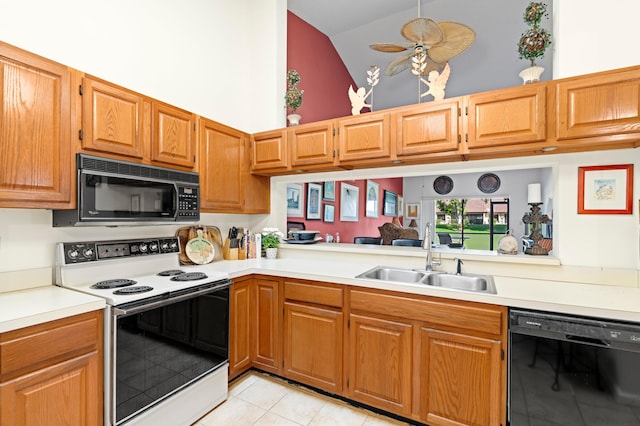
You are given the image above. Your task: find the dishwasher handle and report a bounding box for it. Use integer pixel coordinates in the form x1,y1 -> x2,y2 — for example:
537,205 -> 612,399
565,334 -> 610,348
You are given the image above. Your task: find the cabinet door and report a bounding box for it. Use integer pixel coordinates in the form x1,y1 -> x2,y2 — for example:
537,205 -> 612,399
466,84 -> 546,150
0,42 -> 73,208
199,118 -> 245,211
284,302 -> 343,393
151,102 -> 196,168
80,76 -> 145,159
556,67 -> 640,140
337,112 -> 391,163
395,100 -> 461,156
252,278 -> 281,374
229,279 -> 251,380
347,313 -> 412,415
420,328 -> 502,426
251,129 -> 288,173
289,121 -> 336,168
0,352 -> 102,426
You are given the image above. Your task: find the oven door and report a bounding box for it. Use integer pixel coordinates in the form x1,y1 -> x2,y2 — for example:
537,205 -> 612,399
107,283 -> 230,425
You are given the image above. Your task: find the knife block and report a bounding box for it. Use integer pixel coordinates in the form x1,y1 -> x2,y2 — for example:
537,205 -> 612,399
223,235 -> 246,260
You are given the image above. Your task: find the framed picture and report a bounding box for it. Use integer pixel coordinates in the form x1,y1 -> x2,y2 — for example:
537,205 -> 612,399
406,202 -> 420,219
340,183 -> 359,222
383,190 -> 397,216
286,183 -> 304,217
323,181 -> 335,201
323,204 -> 335,223
306,182 -> 322,220
578,164 -> 633,214
398,195 -> 404,217
365,180 -> 379,218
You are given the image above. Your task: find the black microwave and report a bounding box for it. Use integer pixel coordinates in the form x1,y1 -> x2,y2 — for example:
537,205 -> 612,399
53,154 -> 200,226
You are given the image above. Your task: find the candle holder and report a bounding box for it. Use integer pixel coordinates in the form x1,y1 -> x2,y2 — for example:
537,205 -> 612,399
522,202 -> 550,255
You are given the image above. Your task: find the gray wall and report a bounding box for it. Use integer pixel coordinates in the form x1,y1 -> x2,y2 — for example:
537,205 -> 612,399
332,0 -> 554,111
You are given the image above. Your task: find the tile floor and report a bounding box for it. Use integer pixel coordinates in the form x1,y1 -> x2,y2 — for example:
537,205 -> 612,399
194,371 -> 415,426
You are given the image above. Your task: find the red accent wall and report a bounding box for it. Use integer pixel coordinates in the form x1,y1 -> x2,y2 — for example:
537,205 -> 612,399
287,178 -> 403,244
287,12 -> 356,123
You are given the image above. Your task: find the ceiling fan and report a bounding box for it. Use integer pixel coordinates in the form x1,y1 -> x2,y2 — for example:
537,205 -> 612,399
370,1 -> 476,76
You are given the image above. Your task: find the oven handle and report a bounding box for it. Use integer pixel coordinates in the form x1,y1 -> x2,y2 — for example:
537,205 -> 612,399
112,280 -> 231,316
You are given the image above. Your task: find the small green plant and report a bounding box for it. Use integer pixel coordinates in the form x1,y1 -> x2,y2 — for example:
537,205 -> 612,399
261,228 -> 283,249
285,70 -> 303,114
517,2 -> 552,66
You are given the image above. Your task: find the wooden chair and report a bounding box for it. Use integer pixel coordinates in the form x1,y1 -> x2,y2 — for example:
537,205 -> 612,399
391,239 -> 423,247
354,237 -> 382,245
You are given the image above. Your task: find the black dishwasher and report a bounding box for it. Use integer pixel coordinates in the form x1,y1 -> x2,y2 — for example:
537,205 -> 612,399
509,309 -> 640,425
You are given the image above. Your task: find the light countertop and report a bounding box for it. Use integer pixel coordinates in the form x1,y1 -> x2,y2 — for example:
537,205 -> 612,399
1,253 -> 639,334
0,286 -> 105,333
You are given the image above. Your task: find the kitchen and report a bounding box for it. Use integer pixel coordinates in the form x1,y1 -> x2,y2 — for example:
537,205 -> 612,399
1,1 -> 640,425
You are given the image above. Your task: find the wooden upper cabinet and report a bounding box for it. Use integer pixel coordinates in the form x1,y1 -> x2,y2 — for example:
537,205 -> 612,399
337,112 -> 391,163
0,42 -> 73,208
556,67 -> 640,141
199,118 -> 245,211
394,100 -> 461,157
80,76 -> 145,159
465,84 -> 546,151
289,121 -> 337,169
151,101 -> 196,168
251,129 -> 288,173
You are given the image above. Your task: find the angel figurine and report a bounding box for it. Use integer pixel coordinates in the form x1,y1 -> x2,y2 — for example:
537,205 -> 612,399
348,85 -> 371,115
419,63 -> 451,101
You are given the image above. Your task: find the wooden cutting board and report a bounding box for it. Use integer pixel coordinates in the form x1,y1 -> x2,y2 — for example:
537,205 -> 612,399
175,226 -> 224,265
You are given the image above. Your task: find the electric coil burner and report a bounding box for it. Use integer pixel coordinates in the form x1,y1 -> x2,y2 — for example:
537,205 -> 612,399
113,285 -> 153,295
55,236 -> 231,426
91,279 -> 137,289
170,271 -> 207,282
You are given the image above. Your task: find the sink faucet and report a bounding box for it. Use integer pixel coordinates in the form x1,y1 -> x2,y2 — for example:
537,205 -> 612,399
454,257 -> 463,275
422,222 -> 440,271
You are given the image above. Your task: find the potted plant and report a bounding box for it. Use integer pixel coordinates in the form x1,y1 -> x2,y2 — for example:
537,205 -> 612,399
261,227 -> 283,259
285,70 -> 303,126
517,2 -> 552,84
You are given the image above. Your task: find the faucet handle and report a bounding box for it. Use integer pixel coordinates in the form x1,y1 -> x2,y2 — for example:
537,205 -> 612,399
432,252 -> 441,266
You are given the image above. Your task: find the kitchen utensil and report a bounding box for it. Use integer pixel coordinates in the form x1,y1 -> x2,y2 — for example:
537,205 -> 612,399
185,229 -> 216,264
176,226 -> 223,265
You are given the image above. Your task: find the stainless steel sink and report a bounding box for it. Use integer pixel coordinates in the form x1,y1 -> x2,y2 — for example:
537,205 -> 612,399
355,266 -> 496,294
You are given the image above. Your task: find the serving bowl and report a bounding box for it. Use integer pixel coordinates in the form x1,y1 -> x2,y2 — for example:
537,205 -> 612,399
290,230 -> 320,240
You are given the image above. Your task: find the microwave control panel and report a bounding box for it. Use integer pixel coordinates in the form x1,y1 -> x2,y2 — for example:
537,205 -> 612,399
177,186 -> 199,219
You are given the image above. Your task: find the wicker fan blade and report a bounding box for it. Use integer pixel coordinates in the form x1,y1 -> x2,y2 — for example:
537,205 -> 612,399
401,18 -> 444,46
417,54 -> 447,76
370,42 -> 414,53
385,51 -> 414,76
427,22 -> 476,64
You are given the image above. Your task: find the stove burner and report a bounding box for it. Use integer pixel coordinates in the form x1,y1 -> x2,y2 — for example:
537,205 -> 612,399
170,272 -> 207,282
113,286 -> 153,295
91,279 -> 137,289
157,269 -> 185,276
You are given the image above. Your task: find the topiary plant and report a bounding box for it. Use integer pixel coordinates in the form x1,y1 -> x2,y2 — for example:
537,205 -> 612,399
285,70 -> 303,114
517,2 -> 552,67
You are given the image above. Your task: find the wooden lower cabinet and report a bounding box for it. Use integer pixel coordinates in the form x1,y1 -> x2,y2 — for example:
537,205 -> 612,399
420,328 -> 502,426
347,313 -> 413,416
252,278 -> 281,373
0,310 -> 103,426
229,278 -> 252,379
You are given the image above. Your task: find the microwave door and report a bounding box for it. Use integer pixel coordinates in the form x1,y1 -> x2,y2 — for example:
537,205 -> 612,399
80,172 -> 178,222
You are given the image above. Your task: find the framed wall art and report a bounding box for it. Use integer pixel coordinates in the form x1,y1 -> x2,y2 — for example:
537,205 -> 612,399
365,180 -> 379,218
340,183 -> 359,222
383,190 -> 397,217
323,181 -> 335,201
286,183 -> 304,217
406,202 -> 419,219
306,182 -> 322,220
578,164 -> 633,214
323,204 -> 335,223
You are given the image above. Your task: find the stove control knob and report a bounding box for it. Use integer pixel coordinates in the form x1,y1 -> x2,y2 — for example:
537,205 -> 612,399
83,248 -> 94,258
139,243 -> 148,253
149,242 -> 158,252
160,242 -> 169,251
68,249 -> 79,259
169,241 -> 178,250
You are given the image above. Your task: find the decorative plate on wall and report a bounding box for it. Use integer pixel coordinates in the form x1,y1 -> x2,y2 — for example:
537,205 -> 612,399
433,175 -> 454,195
477,173 -> 501,194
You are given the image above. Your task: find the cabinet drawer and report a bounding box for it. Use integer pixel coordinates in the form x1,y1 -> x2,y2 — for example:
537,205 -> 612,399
350,289 -> 504,336
0,311 -> 101,381
284,281 -> 343,308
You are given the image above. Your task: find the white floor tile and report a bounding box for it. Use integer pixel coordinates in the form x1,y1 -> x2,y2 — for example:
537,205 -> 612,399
235,375 -> 292,410
308,401 -> 368,426
253,411 -> 304,426
198,396 -> 266,426
269,390 -> 327,424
